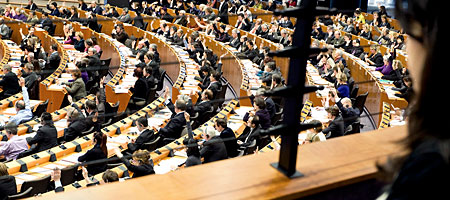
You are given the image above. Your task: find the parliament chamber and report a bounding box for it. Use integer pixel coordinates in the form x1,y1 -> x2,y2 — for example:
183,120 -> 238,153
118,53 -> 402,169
0,0 -> 418,199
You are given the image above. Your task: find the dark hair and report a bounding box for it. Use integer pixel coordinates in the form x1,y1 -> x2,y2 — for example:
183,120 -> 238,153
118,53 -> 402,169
85,100 -> 97,110
144,66 -> 152,75
5,122 -> 18,135
137,117 -> 148,127
272,74 -> 282,84
251,115 -> 260,127
211,71 -> 221,81
203,89 -> 213,100
254,97 -> 266,110
216,118 -> 227,129
325,106 -> 340,117
51,44 -> 58,51
134,67 -> 144,78
186,139 -> 200,158
41,112 -> 53,125
94,132 -> 108,156
102,170 -> 119,183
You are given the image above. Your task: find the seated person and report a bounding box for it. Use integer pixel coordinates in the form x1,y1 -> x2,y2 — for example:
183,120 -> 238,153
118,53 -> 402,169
157,98 -> 187,145
0,65 -> 21,99
237,115 -> 261,149
0,122 -> 29,161
183,113 -> 202,167
74,99 -> 102,132
322,106 -> 345,138
63,107 -> 87,142
127,117 -> 156,153
111,24 -> 129,44
243,97 -> 271,130
78,132 -> 107,176
52,167 -> 119,192
7,78 -> 33,125
200,126 -> 228,163
304,120 -> 326,143
202,71 -> 222,99
26,112 -> 58,154
114,149 -> 155,178
192,89 -> 214,124
215,118 -> 238,158
61,68 -> 87,101
0,162 -> 17,199
331,95 -> 361,129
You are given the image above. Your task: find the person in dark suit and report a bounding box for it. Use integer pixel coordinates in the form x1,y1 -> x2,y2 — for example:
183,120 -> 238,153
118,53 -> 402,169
243,97 -> 271,130
157,93 -> 187,144
322,106 -> 345,138
193,89 -> 214,124
128,117 -> 156,153
78,132 -> 107,176
115,149 -> 155,178
332,97 -> 360,129
0,65 -> 21,99
204,71 -> 222,99
63,107 -> 87,142
351,39 -> 364,58
200,126 -> 228,163
143,66 -> 157,90
25,0 -> 38,10
365,45 -> 384,67
183,113 -> 202,167
74,100 -> 102,132
249,88 -> 277,119
111,24 -> 129,44
129,67 -> 149,102
218,0 -> 229,24
0,163 -> 17,199
237,115 -> 261,149
26,112 -> 58,153
47,1 -> 61,17
227,29 -> 241,49
45,44 -> 61,74
197,66 -> 211,90
215,118 -> 238,158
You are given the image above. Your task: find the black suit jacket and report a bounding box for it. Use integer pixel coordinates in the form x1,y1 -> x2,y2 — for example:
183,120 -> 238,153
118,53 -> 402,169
78,144 -> 107,176
27,124 -> 58,152
121,156 -> 155,178
127,129 -> 156,152
193,100 -> 213,124
0,175 -> 17,199
63,119 -> 87,142
130,77 -> 148,100
206,81 -> 222,99
158,112 -> 186,140
237,125 -> 261,147
0,72 -> 20,96
219,127 -> 238,158
218,2 -> 229,24
322,116 -> 345,138
200,136 -> 228,163
47,52 -> 61,71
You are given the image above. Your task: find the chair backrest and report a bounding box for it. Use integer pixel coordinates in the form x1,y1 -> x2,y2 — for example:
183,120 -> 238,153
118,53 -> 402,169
9,187 -> 33,200
345,121 -> 361,135
143,22 -> 149,30
271,109 -> 283,126
156,69 -> 166,91
28,77 -> 40,100
20,175 -> 51,196
85,80 -> 97,93
198,106 -> 215,125
60,165 -> 78,186
350,85 -> 359,99
98,23 -> 103,32
146,87 -> 157,104
354,91 -> 369,114
105,101 -> 120,122
142,136 -> 161,152
244,139 -> 258,155
33,99 -> 49,117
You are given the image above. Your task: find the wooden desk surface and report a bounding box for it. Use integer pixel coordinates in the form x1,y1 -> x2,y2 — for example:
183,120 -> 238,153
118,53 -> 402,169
43,125 -> 407,200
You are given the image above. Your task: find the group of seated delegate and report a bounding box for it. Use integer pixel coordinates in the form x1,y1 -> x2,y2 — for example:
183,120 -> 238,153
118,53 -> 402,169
0,1 -> 403,197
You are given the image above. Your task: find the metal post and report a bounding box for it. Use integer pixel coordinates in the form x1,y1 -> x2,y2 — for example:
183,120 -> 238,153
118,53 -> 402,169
270,0 -> 318,178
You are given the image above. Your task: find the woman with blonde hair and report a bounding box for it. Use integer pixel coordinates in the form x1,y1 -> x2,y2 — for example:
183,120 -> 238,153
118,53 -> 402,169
114,149 -> 155,178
